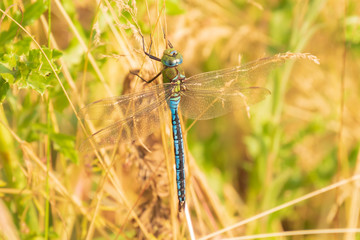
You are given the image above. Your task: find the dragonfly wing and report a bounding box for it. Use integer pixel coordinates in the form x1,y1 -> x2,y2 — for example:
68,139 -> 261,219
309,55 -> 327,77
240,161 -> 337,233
179,53 -> 295,120
78,103 -> 169,152
78,83 -> 173,120
78,84 -> 174,152
183,53 -> 294,88
180,87 -> 270,120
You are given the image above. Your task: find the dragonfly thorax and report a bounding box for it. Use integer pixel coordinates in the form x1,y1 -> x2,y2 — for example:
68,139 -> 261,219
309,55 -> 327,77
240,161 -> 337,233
161,48 -> 183,67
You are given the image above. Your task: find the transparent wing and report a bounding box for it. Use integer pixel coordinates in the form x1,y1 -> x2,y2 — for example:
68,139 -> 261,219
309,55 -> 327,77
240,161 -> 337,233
78,84 -> 174,152
180,54 -> 293,120
180,87 -> 270,120
78,84 -> 173,120
183,53 -> 297,87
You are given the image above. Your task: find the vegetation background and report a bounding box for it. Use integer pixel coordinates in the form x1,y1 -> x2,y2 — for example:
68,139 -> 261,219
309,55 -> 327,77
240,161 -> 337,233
0,0 -> 359,239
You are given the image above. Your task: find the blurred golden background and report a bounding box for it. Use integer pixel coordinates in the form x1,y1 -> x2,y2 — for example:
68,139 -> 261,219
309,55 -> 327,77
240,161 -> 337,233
0,0 -> 359,239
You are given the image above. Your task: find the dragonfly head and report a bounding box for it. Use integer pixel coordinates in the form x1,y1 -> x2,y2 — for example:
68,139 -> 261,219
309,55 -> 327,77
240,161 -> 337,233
162,48 -> 183,67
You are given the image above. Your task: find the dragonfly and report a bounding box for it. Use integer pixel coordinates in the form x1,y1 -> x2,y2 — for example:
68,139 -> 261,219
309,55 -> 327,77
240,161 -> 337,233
78,35 -> 317,211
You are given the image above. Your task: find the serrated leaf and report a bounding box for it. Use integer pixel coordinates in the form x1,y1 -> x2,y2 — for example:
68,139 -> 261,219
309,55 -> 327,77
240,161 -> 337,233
28,49 -> 41,69
26,71 -> 53,95
41,49 -> 57,73
52,49 -> 63,60
2,53 -> 17,69
17,59 -> 30,83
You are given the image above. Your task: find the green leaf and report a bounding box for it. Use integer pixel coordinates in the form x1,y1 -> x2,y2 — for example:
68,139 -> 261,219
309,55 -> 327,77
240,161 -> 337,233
0,73 -> 14,83
28,49 -> 42,69
0,37 -> 62,95
41,48 -> 62,74
22,0 -> 48,26
51,49 -> 63,60
0,62 -> 15,84
51,133 -> 79,164
50,85 -> 69,112
2,52 -> 18,69
0,63 -> 11,74
23,48 -> 62,95
26,71 -> 52,95
13,37 -> 32,55
0,1 -> 48,45
0,77 -> 10,102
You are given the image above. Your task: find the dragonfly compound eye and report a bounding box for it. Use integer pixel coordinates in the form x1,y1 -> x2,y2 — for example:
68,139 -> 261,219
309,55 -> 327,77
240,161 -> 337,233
169,59 -> 176,66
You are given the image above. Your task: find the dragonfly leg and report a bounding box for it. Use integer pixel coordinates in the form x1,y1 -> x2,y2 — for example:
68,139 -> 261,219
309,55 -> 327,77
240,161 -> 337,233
130,69 -> 163,83
138,31 -> 161,62
161,28 -> 173,48
167,39 -> 173,48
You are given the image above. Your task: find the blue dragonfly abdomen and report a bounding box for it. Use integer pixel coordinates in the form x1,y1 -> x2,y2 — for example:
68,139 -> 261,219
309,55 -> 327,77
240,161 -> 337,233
169,95 -> 186,210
